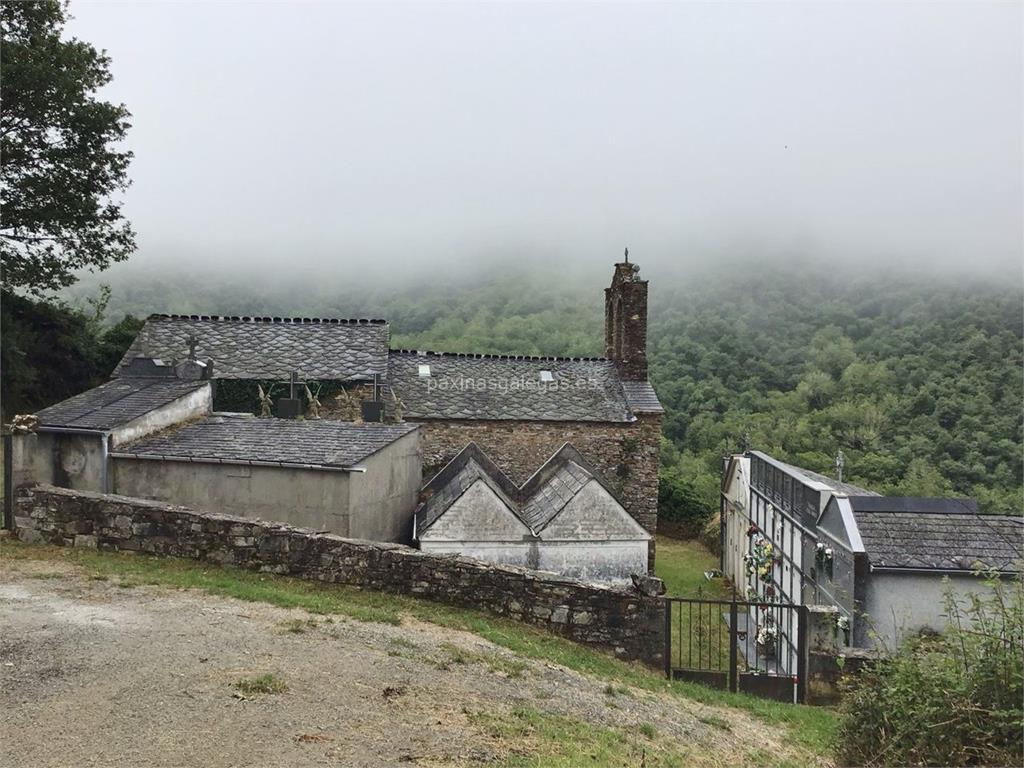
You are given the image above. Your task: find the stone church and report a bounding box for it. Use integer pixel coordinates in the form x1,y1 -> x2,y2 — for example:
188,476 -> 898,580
17,257 -> 663,569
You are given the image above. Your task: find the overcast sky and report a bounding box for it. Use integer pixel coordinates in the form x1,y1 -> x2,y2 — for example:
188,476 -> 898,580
67,1 -> 1022,277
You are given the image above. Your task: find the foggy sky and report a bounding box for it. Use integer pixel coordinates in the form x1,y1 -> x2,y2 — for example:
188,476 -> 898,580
67,1 -> 1022,277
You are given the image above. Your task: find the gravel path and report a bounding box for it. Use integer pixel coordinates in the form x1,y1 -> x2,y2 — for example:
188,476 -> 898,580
0,556 -> 820,767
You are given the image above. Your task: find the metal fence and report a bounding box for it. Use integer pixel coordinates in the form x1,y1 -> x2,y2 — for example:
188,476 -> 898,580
665,596 -> 808,703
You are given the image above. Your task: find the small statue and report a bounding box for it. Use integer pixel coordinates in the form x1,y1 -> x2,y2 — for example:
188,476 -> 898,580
303,383 -> 322,420
257,384 -> 274,418
391,388 -> 404,422
333,386 -> 357,421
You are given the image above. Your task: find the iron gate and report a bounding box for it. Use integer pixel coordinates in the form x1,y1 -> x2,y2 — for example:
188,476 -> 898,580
664,597 -> 808,703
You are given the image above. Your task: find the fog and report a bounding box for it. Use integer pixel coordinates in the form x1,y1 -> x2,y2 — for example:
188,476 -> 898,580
67,1 -> 1022,282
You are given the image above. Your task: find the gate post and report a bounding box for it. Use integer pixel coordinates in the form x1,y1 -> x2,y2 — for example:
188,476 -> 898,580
728,600 -> 738,693
796,604 -> 808,704
663,598 -> 672,680
3,433 -> 12,530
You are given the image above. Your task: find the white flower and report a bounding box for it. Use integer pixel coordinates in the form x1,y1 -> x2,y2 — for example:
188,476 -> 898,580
825,547 -> 834,559
837,615 -> 850,631
756,624 -> 778,646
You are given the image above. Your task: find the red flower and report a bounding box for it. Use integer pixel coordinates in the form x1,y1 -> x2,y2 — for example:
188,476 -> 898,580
765,585 -> 776,598
747,524 -> 759,536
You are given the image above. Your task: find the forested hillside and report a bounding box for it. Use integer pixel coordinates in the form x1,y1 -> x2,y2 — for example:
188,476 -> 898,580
49,259 -> 1024,519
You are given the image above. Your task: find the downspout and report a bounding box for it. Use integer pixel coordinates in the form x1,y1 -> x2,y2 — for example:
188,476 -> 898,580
100,433 -> 111,494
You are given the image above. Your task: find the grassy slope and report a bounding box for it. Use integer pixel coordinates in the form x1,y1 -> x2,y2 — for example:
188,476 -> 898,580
0,538 -> 836,761
655,535 -> 731,598
656,536 -> 737,669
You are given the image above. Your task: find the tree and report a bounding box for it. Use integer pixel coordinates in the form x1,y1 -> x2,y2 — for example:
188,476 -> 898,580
0,0 -> 134,295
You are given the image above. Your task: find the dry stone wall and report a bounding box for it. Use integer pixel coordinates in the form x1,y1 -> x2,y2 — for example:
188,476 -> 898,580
13,484 -> 665,664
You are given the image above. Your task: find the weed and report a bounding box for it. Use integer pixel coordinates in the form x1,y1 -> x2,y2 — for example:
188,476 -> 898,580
696,713 -> 732,731
279,618 -> 317,634
235,673 -> 287,695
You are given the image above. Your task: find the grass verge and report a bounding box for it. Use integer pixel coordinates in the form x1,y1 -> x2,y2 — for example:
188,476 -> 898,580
0,538 -> 836,755
469,705 -> 686,767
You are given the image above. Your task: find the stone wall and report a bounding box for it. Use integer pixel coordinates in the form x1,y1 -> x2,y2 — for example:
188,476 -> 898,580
13,484 -> 666,664
805,604 -> 846,705
413,414 -> 662,566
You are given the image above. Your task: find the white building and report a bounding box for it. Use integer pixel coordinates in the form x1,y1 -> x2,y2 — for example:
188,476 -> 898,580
721,450 -> 1023,651
415,442 -> 650,583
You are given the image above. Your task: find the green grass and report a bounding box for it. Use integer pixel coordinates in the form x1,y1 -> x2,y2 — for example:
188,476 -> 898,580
235,673 -> 287,695
655,535 -> 731,598
656,535 -> 736,671
1,538 -> 836,756
469,705 -> 685,767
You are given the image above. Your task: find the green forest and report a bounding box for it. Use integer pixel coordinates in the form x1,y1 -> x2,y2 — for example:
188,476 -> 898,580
5,258 -> 1022,522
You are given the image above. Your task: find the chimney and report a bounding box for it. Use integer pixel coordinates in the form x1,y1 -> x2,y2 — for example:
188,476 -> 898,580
604,249 -> 649,380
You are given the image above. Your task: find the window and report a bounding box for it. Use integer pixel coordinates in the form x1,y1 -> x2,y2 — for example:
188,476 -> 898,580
417,364 -> 430,377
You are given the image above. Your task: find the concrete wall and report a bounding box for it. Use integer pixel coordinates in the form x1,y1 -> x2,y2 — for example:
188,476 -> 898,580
346,430 -> 421,543
420,481 -> 531,542
419,481 -> 534,567
420,540 -> 533,568
864,572 -> 1001,651
110,385 -> 212,446
419,477 -> 649,584
112,460 -> 353,535
536,541 -> 648,584
537,480 -> 649,582
11,432 -> 106,492
11,432 -> 59,489
721,456 -> 750,588
13,484 -> 667,664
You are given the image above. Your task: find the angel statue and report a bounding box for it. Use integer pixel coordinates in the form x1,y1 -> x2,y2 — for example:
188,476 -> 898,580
304,383 -> 323,420
257,384 -> 275,418
391,388 -> 404,422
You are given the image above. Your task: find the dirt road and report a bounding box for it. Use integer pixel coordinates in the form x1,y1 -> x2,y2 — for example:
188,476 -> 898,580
0,555 -> 815,767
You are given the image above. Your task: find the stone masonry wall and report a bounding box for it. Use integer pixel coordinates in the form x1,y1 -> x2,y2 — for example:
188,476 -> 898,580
13,484 -> 666,664
413,414 -> 662,567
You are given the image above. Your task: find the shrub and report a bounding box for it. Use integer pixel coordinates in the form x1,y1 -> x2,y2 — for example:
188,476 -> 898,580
835,575 -> 1023,767
657,467 -> 712,536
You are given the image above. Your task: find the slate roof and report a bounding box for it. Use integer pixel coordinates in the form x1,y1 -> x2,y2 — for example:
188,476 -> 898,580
519,448 -> 595,531
761,452 -> 879,497
117,314 -> 390,381
388,351 -> 635,422
621,380 -> 664,414
34,378 -> 210,431
415,442 -> 641,537
849,496 -> 1023,573
114,414 -> 418,469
